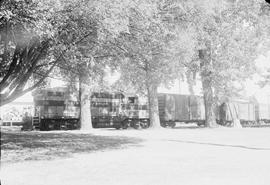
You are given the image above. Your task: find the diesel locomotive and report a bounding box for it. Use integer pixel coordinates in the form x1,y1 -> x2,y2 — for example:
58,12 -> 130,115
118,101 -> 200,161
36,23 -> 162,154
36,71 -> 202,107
32,87 -> 149,130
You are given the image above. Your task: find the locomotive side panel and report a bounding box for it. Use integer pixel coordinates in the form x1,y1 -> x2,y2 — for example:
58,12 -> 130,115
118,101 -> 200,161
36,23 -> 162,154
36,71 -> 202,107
91,92 -> 123,128
33,88 -> 80,130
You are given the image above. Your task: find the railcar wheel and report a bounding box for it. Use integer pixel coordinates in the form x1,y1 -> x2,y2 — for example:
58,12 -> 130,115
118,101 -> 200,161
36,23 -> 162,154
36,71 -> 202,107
197,121 -> 205,127
132,121 -> 141,129
141,120 -> 150,129
121,121 -> 129,129
161,122 -> 167,127
115,126 -> 121,130
170,122 -> 176,128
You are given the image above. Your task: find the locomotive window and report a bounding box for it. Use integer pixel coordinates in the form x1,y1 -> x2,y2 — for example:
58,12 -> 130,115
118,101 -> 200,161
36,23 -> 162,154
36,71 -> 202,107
142,105 -> 147,110
56,92 -> 63,97
47,91 -> 53,96
56,106 -> 64,116
128,97 -> 135,103
48,106 -> 57,118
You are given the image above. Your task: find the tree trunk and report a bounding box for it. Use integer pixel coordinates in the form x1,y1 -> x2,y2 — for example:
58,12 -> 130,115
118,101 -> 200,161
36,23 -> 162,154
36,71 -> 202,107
79,77 -> 93,130
147,83 -> 162,129
201,76 -> 218,127
186,70 -> 195,95
199,49 -> 218,128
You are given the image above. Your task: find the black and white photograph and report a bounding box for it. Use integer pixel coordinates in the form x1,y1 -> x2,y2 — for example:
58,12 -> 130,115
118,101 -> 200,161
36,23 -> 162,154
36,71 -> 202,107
1,0 -> 270,184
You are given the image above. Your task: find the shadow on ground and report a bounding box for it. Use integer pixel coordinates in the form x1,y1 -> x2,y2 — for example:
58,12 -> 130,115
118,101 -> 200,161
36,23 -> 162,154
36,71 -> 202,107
166,139 -> 270,151
1,130 -> 143,163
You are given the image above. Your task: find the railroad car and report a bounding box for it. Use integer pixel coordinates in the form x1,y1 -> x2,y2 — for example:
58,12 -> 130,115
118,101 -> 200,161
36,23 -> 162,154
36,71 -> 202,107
255,102 -> 270,124
158,93 -> 206,127
158,94 -> 257,127
118,94 -> 149,129
32,88 -> 150,130
219,98 -> 256,126
33,87 -> 80,130
91,92 -> 123,129
91,92 -> 149,129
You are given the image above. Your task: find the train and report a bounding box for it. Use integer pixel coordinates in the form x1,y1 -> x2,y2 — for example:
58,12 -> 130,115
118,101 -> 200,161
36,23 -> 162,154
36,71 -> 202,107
31,87 -> 149,130
30,87 -> 270,130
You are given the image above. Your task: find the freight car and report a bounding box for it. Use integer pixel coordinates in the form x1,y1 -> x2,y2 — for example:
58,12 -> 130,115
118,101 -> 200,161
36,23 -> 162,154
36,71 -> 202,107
32,88 -> 150,130
255,101 -> 270,124
158,93 -> 259,127
158,93 -> 206,127
219,98 -> 256,126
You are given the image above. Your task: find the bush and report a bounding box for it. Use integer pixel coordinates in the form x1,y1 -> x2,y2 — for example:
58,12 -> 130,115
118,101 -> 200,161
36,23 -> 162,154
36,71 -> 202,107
21,114 -> 33,131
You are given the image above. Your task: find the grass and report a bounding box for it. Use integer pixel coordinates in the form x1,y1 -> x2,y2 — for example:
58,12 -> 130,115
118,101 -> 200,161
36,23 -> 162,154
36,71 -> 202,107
1,127 -> 142,163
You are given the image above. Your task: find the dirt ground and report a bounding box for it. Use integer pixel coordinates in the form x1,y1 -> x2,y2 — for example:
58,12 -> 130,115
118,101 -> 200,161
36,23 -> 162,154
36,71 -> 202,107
1,126 -> 270,185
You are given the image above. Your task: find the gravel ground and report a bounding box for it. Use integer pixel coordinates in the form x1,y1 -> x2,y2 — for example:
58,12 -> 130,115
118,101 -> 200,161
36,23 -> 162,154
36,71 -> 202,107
1,127 -> 270,185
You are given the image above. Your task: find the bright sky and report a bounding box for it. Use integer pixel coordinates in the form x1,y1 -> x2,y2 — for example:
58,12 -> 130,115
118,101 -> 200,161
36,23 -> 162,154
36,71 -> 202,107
244,51 -> 270,102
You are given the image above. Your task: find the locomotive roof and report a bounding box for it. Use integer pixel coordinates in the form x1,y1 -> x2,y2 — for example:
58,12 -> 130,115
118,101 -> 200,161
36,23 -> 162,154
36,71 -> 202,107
91,92 -> 125,98
220,97 -> 256,104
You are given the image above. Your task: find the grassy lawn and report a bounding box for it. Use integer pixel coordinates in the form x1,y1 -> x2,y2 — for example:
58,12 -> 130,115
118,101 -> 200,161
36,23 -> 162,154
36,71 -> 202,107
1,127 -> 142,163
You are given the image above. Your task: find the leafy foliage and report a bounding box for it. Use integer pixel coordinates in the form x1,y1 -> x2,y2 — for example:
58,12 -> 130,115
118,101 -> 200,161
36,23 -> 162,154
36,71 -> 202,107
115,0 -> 196,94
188,0 -> 269,99
0,0 -> 55,106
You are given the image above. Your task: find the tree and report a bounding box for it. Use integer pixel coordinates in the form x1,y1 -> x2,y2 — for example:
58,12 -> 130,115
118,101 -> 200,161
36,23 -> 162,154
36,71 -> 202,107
256,1 -> 270,87
114,1 -> 195,128
0,0 -> 96,106
0,0 -> 127,107
0,0 -> 53,106
0,0 -> 135,134
53,0 -> 134,130
188,0 -> 269,127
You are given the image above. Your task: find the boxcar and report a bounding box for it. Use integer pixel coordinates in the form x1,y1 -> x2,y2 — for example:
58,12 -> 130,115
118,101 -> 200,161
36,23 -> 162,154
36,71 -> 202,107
158,93 -> 205,127
219,98 -> 256,126
256,102 -> 270,124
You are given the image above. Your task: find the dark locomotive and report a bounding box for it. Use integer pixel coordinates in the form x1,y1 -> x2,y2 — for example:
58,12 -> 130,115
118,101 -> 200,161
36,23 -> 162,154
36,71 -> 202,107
90,92 -> 149,129
32,87 -> 80,130
32,87 -> 149,130
31,87 -> 270,130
